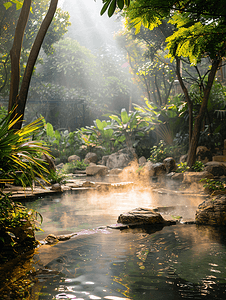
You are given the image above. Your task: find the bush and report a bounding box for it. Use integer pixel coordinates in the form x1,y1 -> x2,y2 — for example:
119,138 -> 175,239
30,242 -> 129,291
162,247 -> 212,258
192,161 -> 204,172
200,178 -> 226,194
176,162 -> 190,173
0,192 -> 41,262
62,160 -> 89,174
148,140 -> 184,163
46,169 -> 67,184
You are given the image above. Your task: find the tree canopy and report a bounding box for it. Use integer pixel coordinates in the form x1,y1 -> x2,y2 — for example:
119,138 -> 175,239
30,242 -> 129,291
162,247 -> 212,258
101,0 -> 226,166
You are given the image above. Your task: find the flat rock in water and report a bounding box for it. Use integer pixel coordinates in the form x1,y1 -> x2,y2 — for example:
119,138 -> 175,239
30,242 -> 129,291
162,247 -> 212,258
117,207 -> 167,225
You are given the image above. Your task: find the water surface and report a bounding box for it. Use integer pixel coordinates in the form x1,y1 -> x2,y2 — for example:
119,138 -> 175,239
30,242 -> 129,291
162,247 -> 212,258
26,189 -> 226,300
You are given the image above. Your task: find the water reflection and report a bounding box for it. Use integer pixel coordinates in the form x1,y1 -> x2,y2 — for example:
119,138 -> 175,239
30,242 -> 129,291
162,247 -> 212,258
23,190 -> 226,299
32,224 -> 226,300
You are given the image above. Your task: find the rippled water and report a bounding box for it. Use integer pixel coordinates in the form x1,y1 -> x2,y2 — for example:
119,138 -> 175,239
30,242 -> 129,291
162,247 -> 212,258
26,189 -> 226,300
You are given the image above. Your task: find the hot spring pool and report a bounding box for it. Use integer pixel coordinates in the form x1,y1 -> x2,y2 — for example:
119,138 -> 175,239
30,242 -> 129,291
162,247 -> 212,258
17,188 -> 226,299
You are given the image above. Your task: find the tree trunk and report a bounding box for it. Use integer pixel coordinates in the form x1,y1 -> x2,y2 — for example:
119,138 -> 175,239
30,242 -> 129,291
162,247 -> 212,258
186,58 -> 221,167
8,0 -> 31,115
175,57 -> 193,144
9,0 -> 58,129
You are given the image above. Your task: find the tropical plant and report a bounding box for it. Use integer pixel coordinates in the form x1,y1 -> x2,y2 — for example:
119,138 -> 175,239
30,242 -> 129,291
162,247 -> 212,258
62,160 -> 89,174
176,162 -> 190,173
0,111 -> 50,187
200,178 -> 226,194
78,118 -> 124,154
34,119 -> 82,162
108,108 -> 149,148
148,140 -> 168,163
0,106 -> 7,122
148,140 -> 185,163
46,169 -> 67,184
192,161 -> 204,172
0,191 -> 42,262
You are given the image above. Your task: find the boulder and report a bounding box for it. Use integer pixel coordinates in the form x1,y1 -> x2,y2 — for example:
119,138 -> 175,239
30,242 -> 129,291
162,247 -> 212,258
56,163 -> 64,170
143,161 -> 155,177
196,195 -> 226,225
106,148 -> 138,169
68,155 -> 80,163
171,172 -> 184,181
51,183 -> 63,192
117,208 -> 166,225
183,171 -> 214,183
109,168 -> 123,175
153,162 -> 166,176
84,152 -> 98,163
86,165 -> 109,176
204,161 -> 226,176
138,156 -> 147,166
196,146 -> 212,162
163,157 -> 176,173
98,155 -> 109,166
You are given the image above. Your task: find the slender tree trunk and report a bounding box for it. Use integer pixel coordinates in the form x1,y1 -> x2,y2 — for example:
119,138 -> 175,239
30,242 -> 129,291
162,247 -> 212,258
9,0 -> 58,129
186,58 -> 221,167
155,74 -> 162,106
175,57 -> 193,144
8,0 -> 31,114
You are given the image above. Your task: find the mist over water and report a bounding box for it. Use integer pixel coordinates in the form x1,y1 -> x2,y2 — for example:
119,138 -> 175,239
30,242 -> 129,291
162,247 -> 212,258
29,187 -> 226,300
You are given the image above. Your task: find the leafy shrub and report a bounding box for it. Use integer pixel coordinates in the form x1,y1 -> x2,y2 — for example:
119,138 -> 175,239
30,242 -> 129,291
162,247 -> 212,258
200,178 -> 226,193
62,160 -> 89,174
0,192 -> 42,262
176,162 -> 190,173
192,161 -> 204,172
148,140 -> 168,163
46,170 -> 67,184
148,140 -> 183,163
0,111 -> 50,187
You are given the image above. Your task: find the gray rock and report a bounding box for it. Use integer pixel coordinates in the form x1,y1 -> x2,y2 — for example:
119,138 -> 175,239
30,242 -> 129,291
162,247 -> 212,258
171,172 -> 184,180
109,168 -> 123,175
106,148 -> 138,169
56,163 -> 64,169
68,155 -> 81,163
196,146 -> 212,162
51,183 -> 62,192
163,157 -> 176,173
196,195 -> 226,225
153,162 -> 166,176
138,156 -> 147,166
98,155 -> 109,166
86,165 -> 109,176
85,152 -> 98,163
117,207 -> 166,225
143,161 -> 155,177
204,161 -> 226,176
183,171 -> 214,183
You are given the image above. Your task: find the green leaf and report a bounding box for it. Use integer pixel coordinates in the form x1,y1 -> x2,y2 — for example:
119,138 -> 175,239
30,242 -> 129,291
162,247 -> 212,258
121,108 -> 129,124
117,0 -> 124,10
3,2 -> 12,10
110,115 -> 122,125
46,123 -> 54,138
100,0 -> 111,16
95,119 -> 104,131
125,0 -> 130,6
108,0 -> 117,17
55,130 -> 61,141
